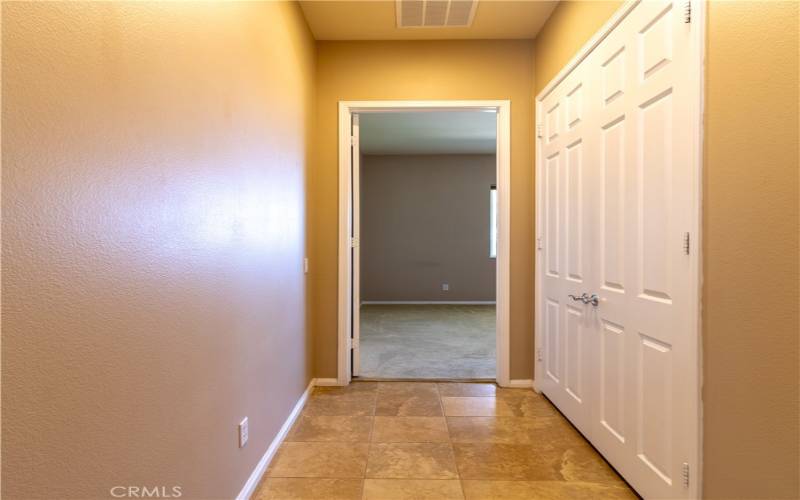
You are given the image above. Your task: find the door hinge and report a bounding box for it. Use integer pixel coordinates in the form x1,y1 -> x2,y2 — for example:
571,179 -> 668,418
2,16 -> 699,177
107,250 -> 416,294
683,232 -> 690,255
681,462 -> 690,488
350,135 -> 356,146
537,348 -> 543,361
351,237 -> 360,248
683,1 -> 691,23
536,124 -> 544,139
347,337 -> 358,351
537,237 -> 543,250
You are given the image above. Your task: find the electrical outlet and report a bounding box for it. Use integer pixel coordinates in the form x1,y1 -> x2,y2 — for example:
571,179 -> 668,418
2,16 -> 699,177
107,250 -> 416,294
238,417 -> 248,448
442,283 -> 449,291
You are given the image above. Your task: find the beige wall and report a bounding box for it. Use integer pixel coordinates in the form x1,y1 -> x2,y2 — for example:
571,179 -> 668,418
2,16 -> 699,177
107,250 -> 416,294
534,1 -> 800,498
361,154 -> 496,302
311,40 -> 535,379
1,2 -> 315,499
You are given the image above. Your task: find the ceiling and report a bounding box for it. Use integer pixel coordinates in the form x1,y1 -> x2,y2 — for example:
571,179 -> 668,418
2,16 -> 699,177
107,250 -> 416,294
299,1 -> 558,40
359,111 -> 496,155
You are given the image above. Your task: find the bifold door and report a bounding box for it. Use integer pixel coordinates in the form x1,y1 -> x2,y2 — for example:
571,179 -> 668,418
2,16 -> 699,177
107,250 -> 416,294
351,114 -> 361,376
536,1 -> 700,498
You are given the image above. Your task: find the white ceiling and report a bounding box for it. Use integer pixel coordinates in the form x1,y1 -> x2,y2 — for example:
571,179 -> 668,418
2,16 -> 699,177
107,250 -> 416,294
299,1 -> 558,40
359,111 -> 497,155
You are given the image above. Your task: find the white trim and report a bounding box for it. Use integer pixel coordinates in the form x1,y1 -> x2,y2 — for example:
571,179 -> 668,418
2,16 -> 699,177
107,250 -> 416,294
688,1 -> 706,496
361,301 -> 496,305
507,379 -> 534,389
533,1 -> 704,497
236,379 -> 315,500
338,100 -> 512,388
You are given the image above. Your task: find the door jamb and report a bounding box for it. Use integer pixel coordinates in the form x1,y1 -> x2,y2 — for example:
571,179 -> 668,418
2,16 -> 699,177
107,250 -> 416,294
532,0 -> 705,497
337,100 -> 512,387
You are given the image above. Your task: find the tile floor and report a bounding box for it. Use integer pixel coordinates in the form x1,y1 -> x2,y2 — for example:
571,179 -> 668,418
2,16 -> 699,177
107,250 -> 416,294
254,382 -> 637,499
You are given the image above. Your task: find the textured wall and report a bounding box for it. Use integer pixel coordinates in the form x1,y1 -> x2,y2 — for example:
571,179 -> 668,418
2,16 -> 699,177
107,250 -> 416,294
703,2 -> 799,497
311,40 -> 535,380
1,2 -> 315,498
534,1 -> 800,497
360,154 -> 496,302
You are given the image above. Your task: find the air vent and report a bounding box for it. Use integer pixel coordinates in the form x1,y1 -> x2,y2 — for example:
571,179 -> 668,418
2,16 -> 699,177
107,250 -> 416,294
396,0 -> 478,28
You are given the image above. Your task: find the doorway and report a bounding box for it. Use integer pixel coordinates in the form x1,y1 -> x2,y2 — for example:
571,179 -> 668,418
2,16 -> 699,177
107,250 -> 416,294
358,111 -> 497,378
337,101 -> 511,386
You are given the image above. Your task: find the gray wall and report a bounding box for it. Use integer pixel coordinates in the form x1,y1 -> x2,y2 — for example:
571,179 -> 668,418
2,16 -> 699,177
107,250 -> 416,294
361,154 -> 496,302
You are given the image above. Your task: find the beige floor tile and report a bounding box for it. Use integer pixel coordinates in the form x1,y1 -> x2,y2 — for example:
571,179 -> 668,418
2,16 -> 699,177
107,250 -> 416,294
375,385 -> 443,416
372,416 -> 449,443
560,445 -> 628,485
453,443 -> 561,480
366,442 -> 459,479
313,382 -> 378,397
499,393 -> 560,418
303,393 -> 376,417
493,387 -> 535,400
255,478 -> 363,500
377,382 -> 440,396
437,383 -> 497,397
447,416 -> 569,444
363,479 -> 465,499
442,397 -> 515,417
460,480 -> 637,500
267,442 -> 369,478
287,416 -> 373,442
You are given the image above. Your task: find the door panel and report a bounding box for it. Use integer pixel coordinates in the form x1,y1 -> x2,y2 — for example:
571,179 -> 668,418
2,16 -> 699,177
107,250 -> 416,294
544,298 -> 561,383
564,305 -> 584,403
538,59 -> 595,436
351,114 -> 361,376
566,140 -> 584,282
537,1 -> 699,498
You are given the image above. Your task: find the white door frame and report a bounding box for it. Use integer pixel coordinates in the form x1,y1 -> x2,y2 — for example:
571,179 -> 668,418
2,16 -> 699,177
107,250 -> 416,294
533,0 -> 704,496
337,100 -> 512,387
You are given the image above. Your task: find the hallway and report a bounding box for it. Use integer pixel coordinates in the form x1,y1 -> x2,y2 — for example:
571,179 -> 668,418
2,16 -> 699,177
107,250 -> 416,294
255,382 -> 635,499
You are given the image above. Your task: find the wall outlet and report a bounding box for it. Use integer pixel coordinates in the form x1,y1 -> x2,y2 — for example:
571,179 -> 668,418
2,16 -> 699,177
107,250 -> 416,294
238,417 -> 248,448
442,283 -> 449,291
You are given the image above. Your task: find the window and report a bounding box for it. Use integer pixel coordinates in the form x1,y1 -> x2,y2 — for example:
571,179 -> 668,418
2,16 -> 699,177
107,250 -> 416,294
489,185 -> 497,258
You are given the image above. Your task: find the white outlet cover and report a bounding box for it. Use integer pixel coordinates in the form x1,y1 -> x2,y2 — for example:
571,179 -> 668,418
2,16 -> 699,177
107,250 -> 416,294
239,417 -> 248,448
442,283 -> 449,291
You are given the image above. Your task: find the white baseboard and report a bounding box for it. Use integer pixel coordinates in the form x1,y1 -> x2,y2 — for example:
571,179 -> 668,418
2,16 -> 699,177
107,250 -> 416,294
312,378 -> 340,387
236,379 -> 314,500
361,301 -> 496,305
507,379 -> 534,389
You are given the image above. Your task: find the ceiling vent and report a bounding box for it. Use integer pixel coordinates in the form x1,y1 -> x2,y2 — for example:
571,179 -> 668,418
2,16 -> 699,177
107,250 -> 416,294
396,0 -> 478,28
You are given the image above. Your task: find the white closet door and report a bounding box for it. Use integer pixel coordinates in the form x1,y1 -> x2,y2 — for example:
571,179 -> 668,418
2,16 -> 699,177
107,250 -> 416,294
537,60 -> 596,436
537,1 -> 699,498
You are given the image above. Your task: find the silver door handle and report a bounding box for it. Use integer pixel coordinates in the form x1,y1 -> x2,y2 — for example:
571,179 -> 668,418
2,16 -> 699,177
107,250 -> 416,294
568,293 -> 600,306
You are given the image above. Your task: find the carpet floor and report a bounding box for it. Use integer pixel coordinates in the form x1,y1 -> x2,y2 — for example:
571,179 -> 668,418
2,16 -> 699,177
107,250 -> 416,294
359,304 -> 496,379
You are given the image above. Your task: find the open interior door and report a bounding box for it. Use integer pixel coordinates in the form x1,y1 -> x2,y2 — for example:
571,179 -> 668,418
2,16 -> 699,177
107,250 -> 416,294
351,114 -> 361,376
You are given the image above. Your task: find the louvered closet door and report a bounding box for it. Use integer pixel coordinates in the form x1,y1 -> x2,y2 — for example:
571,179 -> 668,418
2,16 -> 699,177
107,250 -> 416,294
538,1 -> 698,498
537,56 -> 596,437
